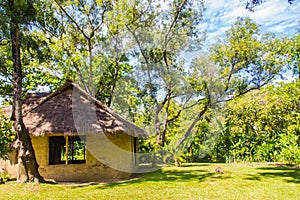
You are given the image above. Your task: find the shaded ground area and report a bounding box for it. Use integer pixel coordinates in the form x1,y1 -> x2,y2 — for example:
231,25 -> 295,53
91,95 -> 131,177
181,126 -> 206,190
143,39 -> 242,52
6,163 -> 300,186
245,164 -> 300,183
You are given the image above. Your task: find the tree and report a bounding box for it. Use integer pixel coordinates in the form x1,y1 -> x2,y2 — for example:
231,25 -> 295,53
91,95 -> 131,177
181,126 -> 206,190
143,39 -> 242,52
215,82 -> 300,164
126,0 -> 205,149
52,0 -> 110,96
0,0 -> 62,102
0,0 -> 59,182
173,17 -> 288,161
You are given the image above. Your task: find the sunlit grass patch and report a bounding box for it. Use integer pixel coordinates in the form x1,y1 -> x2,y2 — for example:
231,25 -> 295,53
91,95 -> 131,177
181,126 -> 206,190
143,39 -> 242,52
0,163 -> 299,200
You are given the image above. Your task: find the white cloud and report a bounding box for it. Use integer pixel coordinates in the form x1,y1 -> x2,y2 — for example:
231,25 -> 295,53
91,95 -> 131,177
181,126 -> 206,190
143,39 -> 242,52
201,0 -> 300,44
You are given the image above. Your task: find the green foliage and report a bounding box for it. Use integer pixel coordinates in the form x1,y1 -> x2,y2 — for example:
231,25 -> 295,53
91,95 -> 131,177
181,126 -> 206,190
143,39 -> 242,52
0,33 -> 63,101
0,0 -> 64,101
1,1 -> 299,167
211,17 -> 287,97
171,17 -> 288,164
181,118 -> 210,163
279,134 -> 300,164
0,110 -> 15,159
286,33 -> 300,80
0,173 -> 10,183
212,82 -> 300,164
138,17 -> 292,164
94,55 -> 133,105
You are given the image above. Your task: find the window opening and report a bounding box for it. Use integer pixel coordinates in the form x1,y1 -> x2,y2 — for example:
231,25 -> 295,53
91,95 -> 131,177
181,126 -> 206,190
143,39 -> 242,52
49,136 -> 86,165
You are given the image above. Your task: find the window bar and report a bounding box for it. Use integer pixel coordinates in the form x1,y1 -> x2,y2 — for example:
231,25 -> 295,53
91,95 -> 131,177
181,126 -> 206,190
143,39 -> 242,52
65,135 -> 69,165
72,140 -> 74,161
84,140 -> 86,161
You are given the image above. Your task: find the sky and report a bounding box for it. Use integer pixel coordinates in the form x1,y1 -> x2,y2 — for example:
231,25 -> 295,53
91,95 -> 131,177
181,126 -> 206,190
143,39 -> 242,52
200,0 -> 300,44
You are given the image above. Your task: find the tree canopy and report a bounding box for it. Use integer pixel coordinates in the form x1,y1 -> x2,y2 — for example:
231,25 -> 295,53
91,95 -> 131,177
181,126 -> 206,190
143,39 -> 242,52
0,0 -> 299,176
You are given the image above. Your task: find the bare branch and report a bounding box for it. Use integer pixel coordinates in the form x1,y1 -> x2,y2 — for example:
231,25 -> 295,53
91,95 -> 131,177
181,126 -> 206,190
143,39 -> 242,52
126,25 -> 156,101
53,0 -> 89,39
163,0 -> 188,69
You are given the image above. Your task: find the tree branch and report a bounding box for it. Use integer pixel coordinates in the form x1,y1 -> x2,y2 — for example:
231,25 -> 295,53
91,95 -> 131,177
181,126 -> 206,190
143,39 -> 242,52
73,62 -> 91,94
163,0 -> 188,70
175,103 -> 209,151
126,25 -> 156,101
54,0 -> 89,39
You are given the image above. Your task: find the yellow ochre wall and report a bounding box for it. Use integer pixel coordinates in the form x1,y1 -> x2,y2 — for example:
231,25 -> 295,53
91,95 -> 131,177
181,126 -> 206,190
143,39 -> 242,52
0,132 -> 137,182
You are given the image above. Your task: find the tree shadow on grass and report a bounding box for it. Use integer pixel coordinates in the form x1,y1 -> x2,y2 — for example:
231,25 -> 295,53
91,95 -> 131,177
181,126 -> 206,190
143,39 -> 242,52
245,165 -> 300,183
95,167 -> 218,189
65,164 -> 234,189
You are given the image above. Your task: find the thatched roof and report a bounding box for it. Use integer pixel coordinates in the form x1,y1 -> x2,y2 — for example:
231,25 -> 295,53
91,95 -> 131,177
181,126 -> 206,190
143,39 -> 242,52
4,82 -> 148,137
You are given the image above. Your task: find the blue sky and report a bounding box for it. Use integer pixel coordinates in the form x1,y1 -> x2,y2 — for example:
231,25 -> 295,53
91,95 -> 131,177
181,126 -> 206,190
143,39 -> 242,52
200,0 -> 300,44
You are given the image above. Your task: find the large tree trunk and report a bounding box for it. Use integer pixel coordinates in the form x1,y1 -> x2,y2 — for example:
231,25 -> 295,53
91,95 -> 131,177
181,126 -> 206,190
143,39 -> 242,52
9,0 -> 45,183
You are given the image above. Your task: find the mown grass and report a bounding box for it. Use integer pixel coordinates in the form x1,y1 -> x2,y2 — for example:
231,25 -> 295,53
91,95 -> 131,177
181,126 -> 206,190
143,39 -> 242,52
0,163 -> 299,200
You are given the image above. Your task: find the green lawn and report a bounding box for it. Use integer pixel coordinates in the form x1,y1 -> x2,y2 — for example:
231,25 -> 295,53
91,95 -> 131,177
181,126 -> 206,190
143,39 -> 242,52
0,163 -> 299,200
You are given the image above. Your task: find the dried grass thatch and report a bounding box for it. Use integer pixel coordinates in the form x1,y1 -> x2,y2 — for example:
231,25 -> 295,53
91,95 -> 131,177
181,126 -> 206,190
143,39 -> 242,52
4,82 -> 148,138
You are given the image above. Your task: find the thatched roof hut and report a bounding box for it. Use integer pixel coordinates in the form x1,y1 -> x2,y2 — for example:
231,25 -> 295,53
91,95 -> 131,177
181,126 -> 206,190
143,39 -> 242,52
1,82 -> 148,182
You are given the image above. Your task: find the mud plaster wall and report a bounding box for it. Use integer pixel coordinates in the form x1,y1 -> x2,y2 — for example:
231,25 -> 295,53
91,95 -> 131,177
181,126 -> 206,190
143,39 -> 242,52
0,132 -> 136,182
0,149 -> 21,180
38,133 -> 134,182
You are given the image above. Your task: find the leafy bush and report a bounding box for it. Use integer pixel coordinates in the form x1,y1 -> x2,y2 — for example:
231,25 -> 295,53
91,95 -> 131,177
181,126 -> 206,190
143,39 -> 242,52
0,173 -> 10,183
210,82 -> 300,164
0,110 -> 15,160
